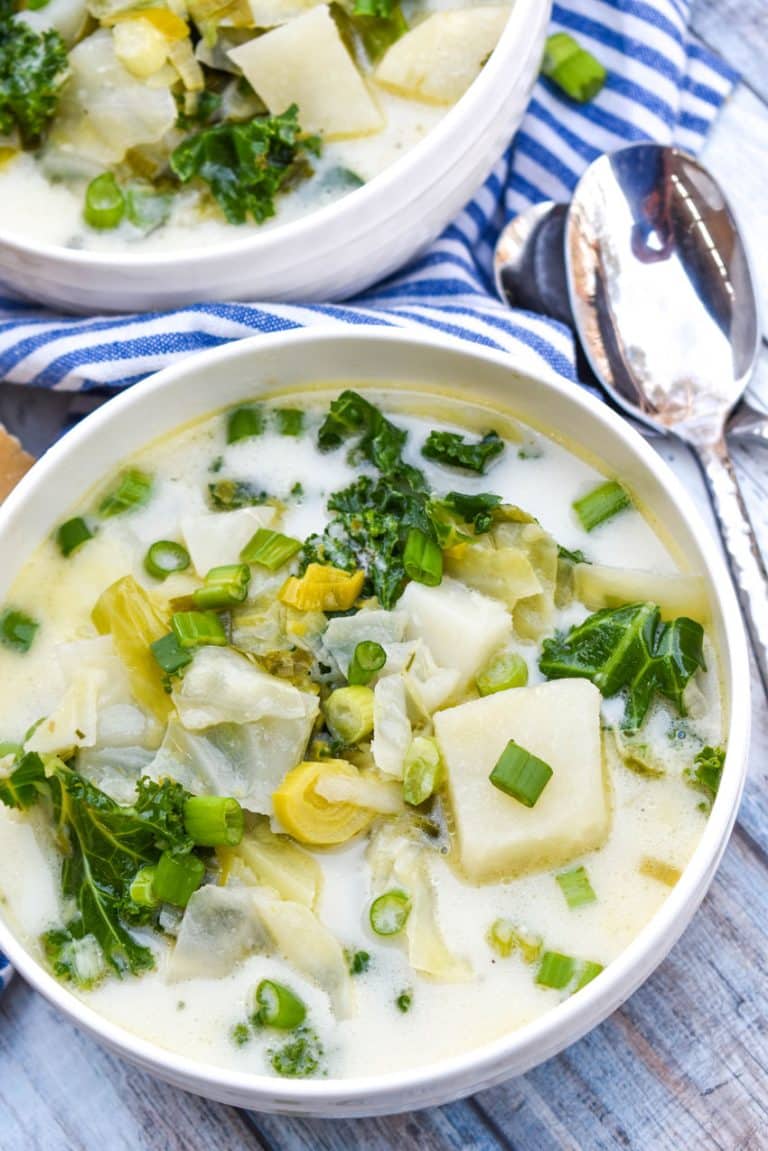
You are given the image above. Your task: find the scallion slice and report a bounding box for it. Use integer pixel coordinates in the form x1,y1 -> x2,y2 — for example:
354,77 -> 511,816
323,685 -> 374,744
541,32 -> 607,103
56,516 -> 93,558
240,528 -> 302,570
144,540 -> 190,581
227,405 -> 264,444
276,408 -> 304,436
395,990 -> 412,1013
99,469 -> 153,517
171,610 -> 227,649
348,640 -> 386,686
556,865 -> 597,909
573,960 -> 604,991
403,528 -> 443,587
183,795 -> 244,847
572,480 -> 631,532
129,865 -> 159,908
476,651 -> 528,696
152,850 -> 205,907
402,736 -> 443,806
150,631 -> 193,675
486,918 -> 542,963
0,608 -> 38,653
253,979 -> 307,1030
489,740 -> 553,807
84,172 -> 126,230
369,890 -> 411,936
193,564 -> 251,610
535,950 -> 576,990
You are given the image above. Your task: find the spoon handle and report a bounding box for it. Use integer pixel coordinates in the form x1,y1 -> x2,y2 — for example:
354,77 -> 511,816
692,437 -> 768,697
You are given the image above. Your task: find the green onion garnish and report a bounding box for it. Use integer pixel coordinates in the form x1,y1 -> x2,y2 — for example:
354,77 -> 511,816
395,990 -> 412,1013
323,685 -> 374,744
402,736 -> 443,806
348,949 -> 371,975
253,979 -> 307,1030
276,408 -> 304,436
129,865 -> 159,908
348,640 -> 386,686
84,172 -> 126,230
541,32 -> 607,103
144,540 -> 190,581
476,651 -> 528,696
171,610 -> 227,649
573,960 -> 604,991
0,608 -> 38,653
99,469 -> 153,517
150,631 -> 193,676
369,890 -> 411,936
193,563 -> 251,610
403,528 -> 443,587
152,850 -> 205,907
240,528 -> 302,571
183,795 -> 244,847
486,918 -> 542,963
56,516 -> 93,558
572,480 -> 631,532
489,740 -> 553,807
227,405 -> 264,444
535,950 -> 576,990
556,865 -> 597,909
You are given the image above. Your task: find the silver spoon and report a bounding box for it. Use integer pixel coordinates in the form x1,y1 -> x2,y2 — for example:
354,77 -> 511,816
563,143 -> 767,694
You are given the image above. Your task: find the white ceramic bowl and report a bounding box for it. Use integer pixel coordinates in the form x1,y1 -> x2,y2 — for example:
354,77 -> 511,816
0,0 -> 550,314
0,328 -> 750,1116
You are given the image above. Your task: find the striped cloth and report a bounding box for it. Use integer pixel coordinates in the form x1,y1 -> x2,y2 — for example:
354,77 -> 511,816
0,0 -> 737,993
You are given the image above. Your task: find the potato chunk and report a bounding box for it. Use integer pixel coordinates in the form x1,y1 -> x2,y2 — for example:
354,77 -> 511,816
399,576 -> 511,691
434,680 -> 610,882
228,5 -> 383,138
374,7 -> 510,105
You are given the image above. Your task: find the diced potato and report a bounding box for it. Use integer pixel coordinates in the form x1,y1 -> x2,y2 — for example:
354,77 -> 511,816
374,7 -> 509,105
228,5 -> 384,138
434,680 -> 610,882
573,563 -> 710,624
399,576 -> 512,690
181,505 -> 275,577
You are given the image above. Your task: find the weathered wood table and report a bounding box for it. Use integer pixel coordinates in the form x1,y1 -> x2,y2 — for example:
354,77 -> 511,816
2,3 -> 767,1147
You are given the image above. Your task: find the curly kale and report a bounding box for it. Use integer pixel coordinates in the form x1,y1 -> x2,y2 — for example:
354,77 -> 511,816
0,8 -> 68,147
685,744 -> 725,810
422,429 -> 505,474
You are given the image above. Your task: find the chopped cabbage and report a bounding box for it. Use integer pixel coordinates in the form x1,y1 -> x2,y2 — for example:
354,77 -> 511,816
321,609 -> 407,678
497,522 -> 558,640
91,575 -> 172,721
444,535 -> 541,608
229,817 -> 322,907
403,640 -> 460,718
573,563 -> 710,625
181,505 -> 276,578
26,667 -> 103,755
168,885 -> 271,981
371,675 -> 411,778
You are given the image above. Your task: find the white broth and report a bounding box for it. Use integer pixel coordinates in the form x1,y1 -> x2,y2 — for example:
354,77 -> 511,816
0,388 -> 723,1079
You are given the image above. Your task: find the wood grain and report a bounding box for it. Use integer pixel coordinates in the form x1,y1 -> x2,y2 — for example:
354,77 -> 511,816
0,426 -> 33,500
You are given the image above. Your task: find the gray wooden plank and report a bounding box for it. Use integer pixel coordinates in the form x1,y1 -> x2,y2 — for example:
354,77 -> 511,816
692,0 -> 768,102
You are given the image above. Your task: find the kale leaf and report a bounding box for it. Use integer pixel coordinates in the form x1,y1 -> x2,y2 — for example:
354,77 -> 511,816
170,104 -> 321,225
539,602 -> 704,729
0,10 -> 68,147
684,744 -> 725,810
348,0 -> 408,61
269,1026 -> 324,1077
208,479 -> 272,510
0,753 -> 196,984
422,429 -> 504,474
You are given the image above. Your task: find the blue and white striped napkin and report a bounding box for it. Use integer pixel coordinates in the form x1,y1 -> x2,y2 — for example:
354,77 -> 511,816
0,0 -> 737,992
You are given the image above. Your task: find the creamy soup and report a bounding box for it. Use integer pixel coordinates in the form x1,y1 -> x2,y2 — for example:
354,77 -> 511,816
0,0 -> 508,251
0,388 -> 725,1080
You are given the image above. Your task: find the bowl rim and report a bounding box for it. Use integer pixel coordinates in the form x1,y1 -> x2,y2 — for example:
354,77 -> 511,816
0,325 -> 751,1108
0,0 -> 544,270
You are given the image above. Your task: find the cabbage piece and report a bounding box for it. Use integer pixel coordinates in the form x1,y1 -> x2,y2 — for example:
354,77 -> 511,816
229,816 -> 322,907
496,522 -> 558,640
26,667 -> 103,755
76,744 -> 156,804
18,0 -> 89,45
444,535 -> 541,609
168,885 -> 271,981
403,640 -> 460,718
181,505 -> 276,578
573,563 -> 710,625
47,31 -> 176,166
172,646 -> 318,730
92,575 -> 172,722
321,609 -> 407,678
231,598 -> 286,655
371,675 -> 411,779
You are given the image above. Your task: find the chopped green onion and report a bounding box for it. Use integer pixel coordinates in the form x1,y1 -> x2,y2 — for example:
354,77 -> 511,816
476,651 -> 529,696
144,540 -> 190,581
369,889 -> 411,936
99,469 -> 153,518
183,795 -> 244,847
129,865 -> 159,908
0,609 -> 38,653
172,610 -> 227,649
240,528 -> 302,570
573,960 -> 604,991
323,685 -> 374,744
153,850 -> 205,907
84,172 -> 126,230
403,528 -> 443,587
639,857 -> 681,887
253,979 -> 307,1030
402,736 -> 443,806
572,480 -> 631,532
150,631 -> 193,676
489,740 -> 553,807
231,1022 -> 251,1046
541,32 -> 607,103
0,740 -> 21,759
227,405 -> 264,444
536,950 -> 576,990
348,640 -> 387,686
193,564 -> 251,610
348,949 -> 371,975
486,918 -> 542,963
276,408 -> 304,436
56,516 -> 93,557
556,866 -> 597,909
395,989 -> 412,1013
